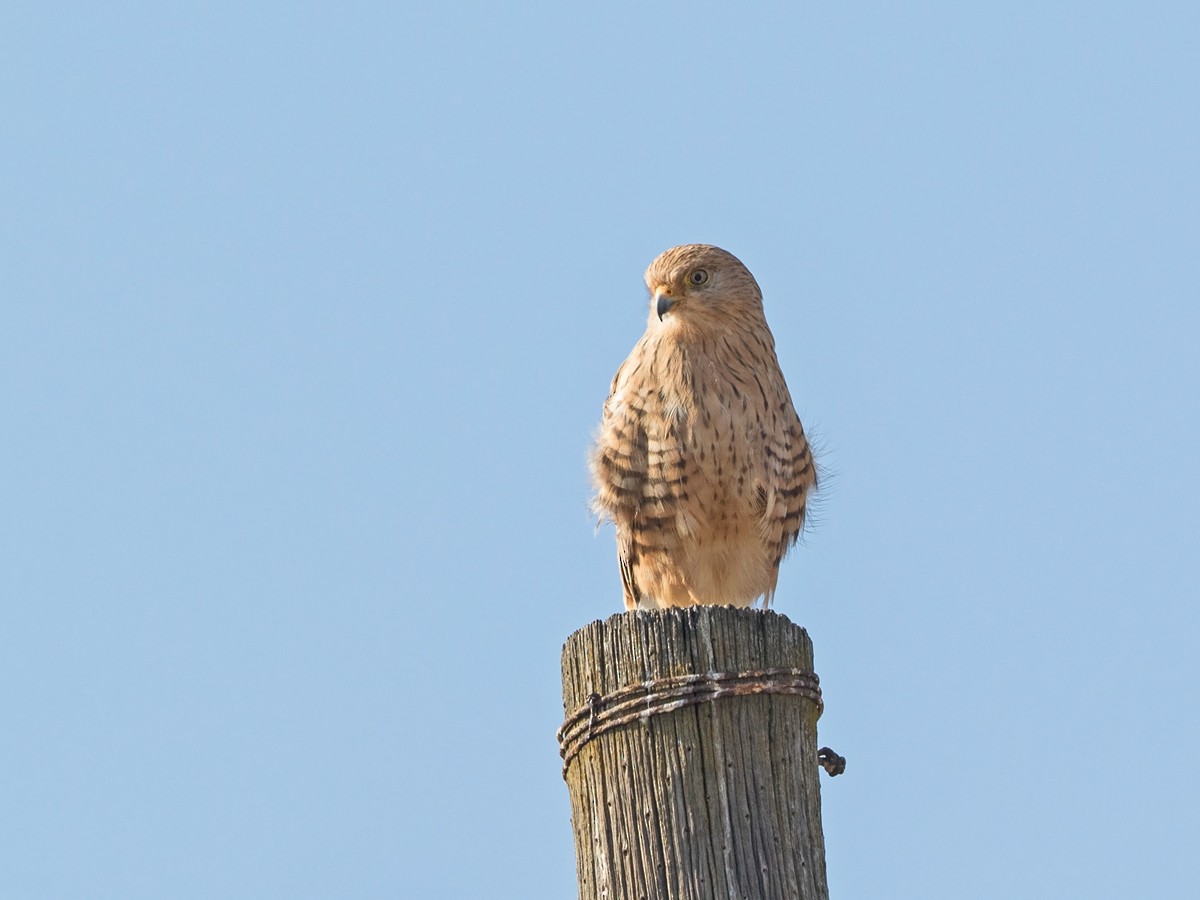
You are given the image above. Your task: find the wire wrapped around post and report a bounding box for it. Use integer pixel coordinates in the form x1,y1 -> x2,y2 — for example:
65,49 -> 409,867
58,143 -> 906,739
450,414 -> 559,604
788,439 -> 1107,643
557,667 -> 823,775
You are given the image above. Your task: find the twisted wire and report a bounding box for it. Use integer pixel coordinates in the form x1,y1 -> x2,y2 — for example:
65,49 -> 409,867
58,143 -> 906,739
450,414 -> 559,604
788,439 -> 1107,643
557,667 -> 822,774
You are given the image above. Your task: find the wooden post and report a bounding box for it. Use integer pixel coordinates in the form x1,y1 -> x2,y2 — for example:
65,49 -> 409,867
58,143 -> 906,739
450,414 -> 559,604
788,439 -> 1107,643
559,606 -> 830,900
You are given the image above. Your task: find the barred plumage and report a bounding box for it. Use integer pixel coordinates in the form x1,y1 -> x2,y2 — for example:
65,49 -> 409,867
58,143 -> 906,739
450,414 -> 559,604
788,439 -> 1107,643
591,244 -> 816,609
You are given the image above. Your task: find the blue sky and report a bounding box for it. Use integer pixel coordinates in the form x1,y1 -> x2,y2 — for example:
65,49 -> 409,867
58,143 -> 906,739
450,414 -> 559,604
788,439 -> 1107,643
4,2 -> 1198,897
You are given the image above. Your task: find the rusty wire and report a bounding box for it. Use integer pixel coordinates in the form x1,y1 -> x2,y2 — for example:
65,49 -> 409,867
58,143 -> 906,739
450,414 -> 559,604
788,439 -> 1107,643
557,667 -> 824,775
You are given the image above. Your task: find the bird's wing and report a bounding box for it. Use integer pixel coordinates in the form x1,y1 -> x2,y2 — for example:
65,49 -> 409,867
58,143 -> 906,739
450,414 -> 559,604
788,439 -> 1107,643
756,387 -> 816,605
591,356 -> 652,608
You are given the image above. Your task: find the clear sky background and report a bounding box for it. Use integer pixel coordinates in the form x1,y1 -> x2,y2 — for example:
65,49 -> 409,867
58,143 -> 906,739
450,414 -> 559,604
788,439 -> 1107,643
4,2 -> 1198,898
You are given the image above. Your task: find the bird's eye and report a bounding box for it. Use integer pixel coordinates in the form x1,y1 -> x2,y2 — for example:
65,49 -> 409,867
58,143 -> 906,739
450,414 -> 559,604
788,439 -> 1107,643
689,269 -> 709,286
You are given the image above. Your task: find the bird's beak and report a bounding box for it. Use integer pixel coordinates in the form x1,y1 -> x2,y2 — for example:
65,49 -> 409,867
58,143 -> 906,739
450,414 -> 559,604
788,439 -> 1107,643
655,289 -> 677,321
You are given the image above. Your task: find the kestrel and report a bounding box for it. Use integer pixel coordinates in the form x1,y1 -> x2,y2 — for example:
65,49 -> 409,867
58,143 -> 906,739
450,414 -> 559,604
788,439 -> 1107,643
590,244 -> 816,610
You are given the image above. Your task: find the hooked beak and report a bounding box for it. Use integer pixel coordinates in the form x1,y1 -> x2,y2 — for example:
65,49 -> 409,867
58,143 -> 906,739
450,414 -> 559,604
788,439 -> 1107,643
655,290 -> 677,321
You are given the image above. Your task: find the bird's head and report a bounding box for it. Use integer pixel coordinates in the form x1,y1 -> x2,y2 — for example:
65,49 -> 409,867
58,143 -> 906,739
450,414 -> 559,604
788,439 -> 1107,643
643,244 -> 765,331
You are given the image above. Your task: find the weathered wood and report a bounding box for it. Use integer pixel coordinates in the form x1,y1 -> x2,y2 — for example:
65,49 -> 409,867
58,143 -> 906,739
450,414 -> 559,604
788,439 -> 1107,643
560,607 -> 829,900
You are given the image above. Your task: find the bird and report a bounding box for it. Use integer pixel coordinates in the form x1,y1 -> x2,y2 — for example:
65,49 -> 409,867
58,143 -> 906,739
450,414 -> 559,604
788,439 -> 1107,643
590,244 -> 816,610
